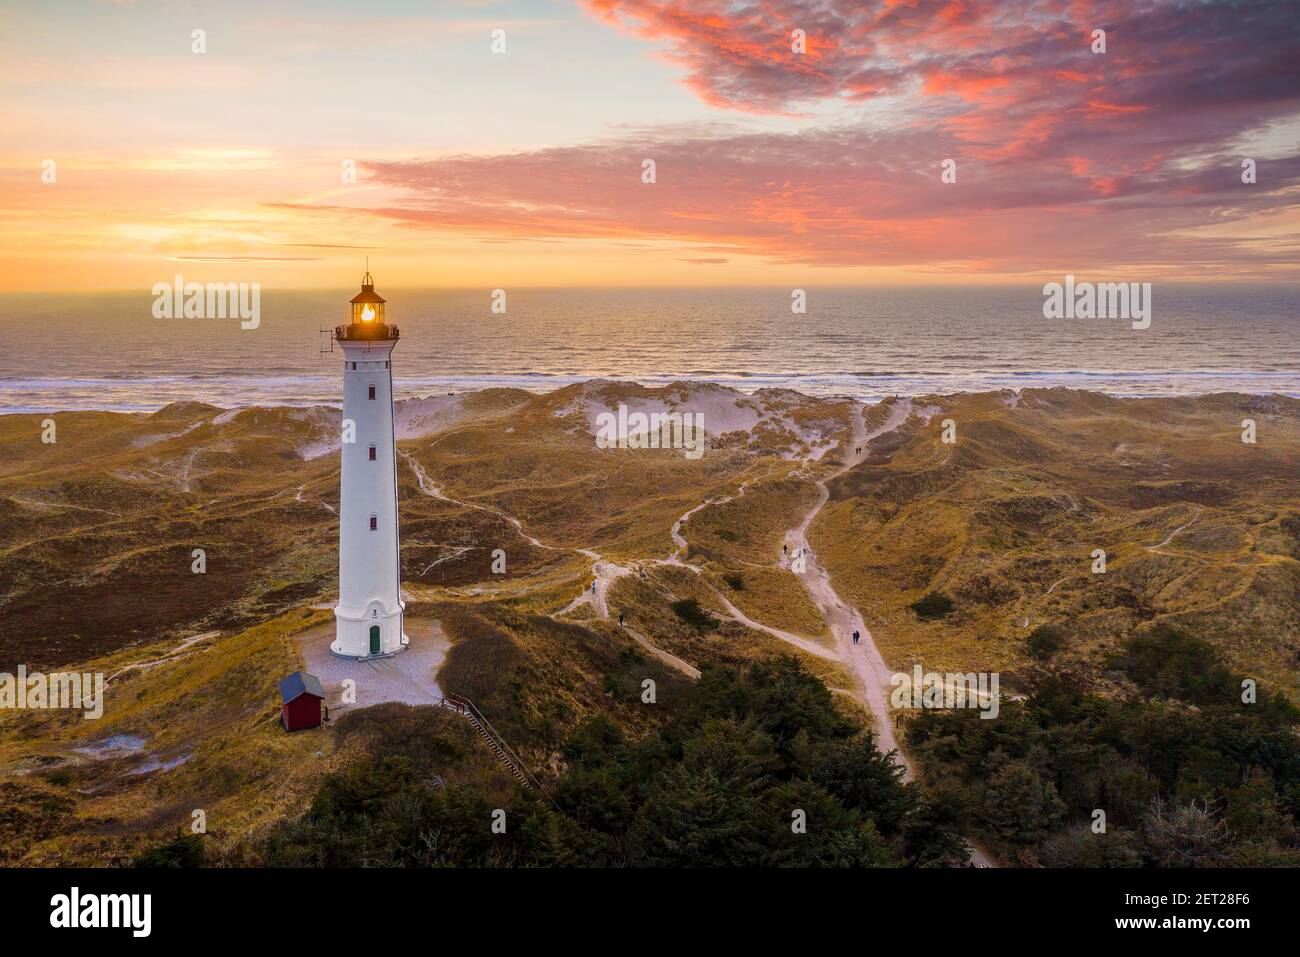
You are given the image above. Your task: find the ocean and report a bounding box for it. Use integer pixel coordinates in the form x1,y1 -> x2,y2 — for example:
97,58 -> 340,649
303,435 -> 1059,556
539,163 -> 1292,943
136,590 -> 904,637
0,285 -> 1296,413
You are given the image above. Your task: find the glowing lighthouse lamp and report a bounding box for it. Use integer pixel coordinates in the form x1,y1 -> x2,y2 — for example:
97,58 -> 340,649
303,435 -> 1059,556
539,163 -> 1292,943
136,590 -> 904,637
331,268 -> 408,658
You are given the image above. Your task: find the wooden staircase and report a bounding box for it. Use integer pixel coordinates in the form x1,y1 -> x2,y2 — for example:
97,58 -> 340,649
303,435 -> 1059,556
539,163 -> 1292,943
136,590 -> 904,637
439,692 -> 543,792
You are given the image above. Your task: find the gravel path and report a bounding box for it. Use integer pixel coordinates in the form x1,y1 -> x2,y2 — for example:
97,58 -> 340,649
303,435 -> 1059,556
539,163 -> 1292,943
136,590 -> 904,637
780,400 -> 913,768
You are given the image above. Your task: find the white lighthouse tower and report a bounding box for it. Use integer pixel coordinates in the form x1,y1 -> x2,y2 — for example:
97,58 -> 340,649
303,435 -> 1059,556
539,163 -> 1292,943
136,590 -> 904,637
331,268 -> 407,658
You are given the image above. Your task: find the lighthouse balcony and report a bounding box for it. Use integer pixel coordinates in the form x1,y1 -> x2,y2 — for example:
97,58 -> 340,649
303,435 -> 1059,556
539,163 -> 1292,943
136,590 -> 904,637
335,322 -> 399,342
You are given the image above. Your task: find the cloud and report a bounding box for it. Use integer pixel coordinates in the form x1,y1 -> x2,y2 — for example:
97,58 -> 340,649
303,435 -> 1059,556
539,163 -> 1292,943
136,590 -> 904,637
299,116 -> 1299,275
580,0 -> 1300,125
287,0 -> 1300,277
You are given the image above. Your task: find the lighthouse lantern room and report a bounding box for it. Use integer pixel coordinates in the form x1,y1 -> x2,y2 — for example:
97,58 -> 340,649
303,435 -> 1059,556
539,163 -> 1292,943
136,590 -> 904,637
331,269 -> 408,658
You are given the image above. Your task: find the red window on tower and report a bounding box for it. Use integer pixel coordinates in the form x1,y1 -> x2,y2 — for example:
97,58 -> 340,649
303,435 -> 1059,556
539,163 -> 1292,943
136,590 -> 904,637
369,514 -> 378,531
368,384 -> 376,400
368,445 -> 377,461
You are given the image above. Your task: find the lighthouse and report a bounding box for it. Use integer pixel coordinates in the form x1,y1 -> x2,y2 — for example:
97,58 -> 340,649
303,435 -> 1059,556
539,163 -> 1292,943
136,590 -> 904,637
331,269 -> 408,658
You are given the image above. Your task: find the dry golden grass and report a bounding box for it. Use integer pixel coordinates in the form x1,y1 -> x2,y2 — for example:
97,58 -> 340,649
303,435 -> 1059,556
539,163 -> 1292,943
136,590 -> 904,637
706,565 -> 829,639
607,567 -> 848,688
435,599 -> 692,761
5,382 -> 1296,863
0,609 -> 336,864
815,390 -> 1300,693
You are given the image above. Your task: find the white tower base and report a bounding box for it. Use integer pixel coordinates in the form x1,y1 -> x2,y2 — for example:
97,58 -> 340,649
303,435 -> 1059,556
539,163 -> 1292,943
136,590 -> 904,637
331,603 -> 408,660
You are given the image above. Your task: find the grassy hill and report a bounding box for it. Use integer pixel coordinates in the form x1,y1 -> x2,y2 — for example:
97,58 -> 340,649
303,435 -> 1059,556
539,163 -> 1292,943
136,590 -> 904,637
1,382 -> 1296,865
813,390 -> 1300,693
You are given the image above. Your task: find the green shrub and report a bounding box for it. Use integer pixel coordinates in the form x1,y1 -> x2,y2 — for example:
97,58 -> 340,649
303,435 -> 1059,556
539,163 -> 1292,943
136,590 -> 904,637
670,598 -> 718,632
904,630 -> 1300,867
910,592 -> 954,620
259,656 -> 963,867
1025,624 -> 1067,660
133,832 -> 205,868
1106,624 -> 1234,704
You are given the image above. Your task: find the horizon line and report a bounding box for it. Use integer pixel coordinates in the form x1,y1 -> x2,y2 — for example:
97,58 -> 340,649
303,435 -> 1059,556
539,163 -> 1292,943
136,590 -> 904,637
3,279 -> 1300,297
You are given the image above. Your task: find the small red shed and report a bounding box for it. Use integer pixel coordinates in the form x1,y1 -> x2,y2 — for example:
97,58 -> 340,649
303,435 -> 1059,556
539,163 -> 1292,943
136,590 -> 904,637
278,671 -> 325,732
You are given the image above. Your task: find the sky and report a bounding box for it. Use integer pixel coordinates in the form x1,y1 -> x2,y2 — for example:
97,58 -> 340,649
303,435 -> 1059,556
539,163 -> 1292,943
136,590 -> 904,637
0,0 -> 1297,292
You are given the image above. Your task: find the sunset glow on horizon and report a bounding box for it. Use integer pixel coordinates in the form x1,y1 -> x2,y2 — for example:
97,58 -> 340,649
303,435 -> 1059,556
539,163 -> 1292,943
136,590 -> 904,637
1,0 -> 1297,293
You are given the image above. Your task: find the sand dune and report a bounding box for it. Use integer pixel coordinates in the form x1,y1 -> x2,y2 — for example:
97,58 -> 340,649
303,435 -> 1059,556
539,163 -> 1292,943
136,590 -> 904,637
1,380 -> 1297,864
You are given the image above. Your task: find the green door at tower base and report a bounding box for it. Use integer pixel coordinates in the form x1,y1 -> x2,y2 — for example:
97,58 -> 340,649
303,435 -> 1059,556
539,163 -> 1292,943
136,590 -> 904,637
369,625 -> 380,655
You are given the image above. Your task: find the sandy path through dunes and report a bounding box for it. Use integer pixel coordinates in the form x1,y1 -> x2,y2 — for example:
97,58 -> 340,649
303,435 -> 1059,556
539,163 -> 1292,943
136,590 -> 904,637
780,400 -> 913,767
1146,507 -> 1202,555
407,402 -> 902,769
401,405 -> 992,863
402,449 -> 559,553
404,448 -> 697,679
780,401 -> 996,867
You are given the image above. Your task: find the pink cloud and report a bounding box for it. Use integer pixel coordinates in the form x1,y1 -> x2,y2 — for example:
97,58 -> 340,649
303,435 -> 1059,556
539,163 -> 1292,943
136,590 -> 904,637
281,1 -> 1300,276
286,120 -> 1300,275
